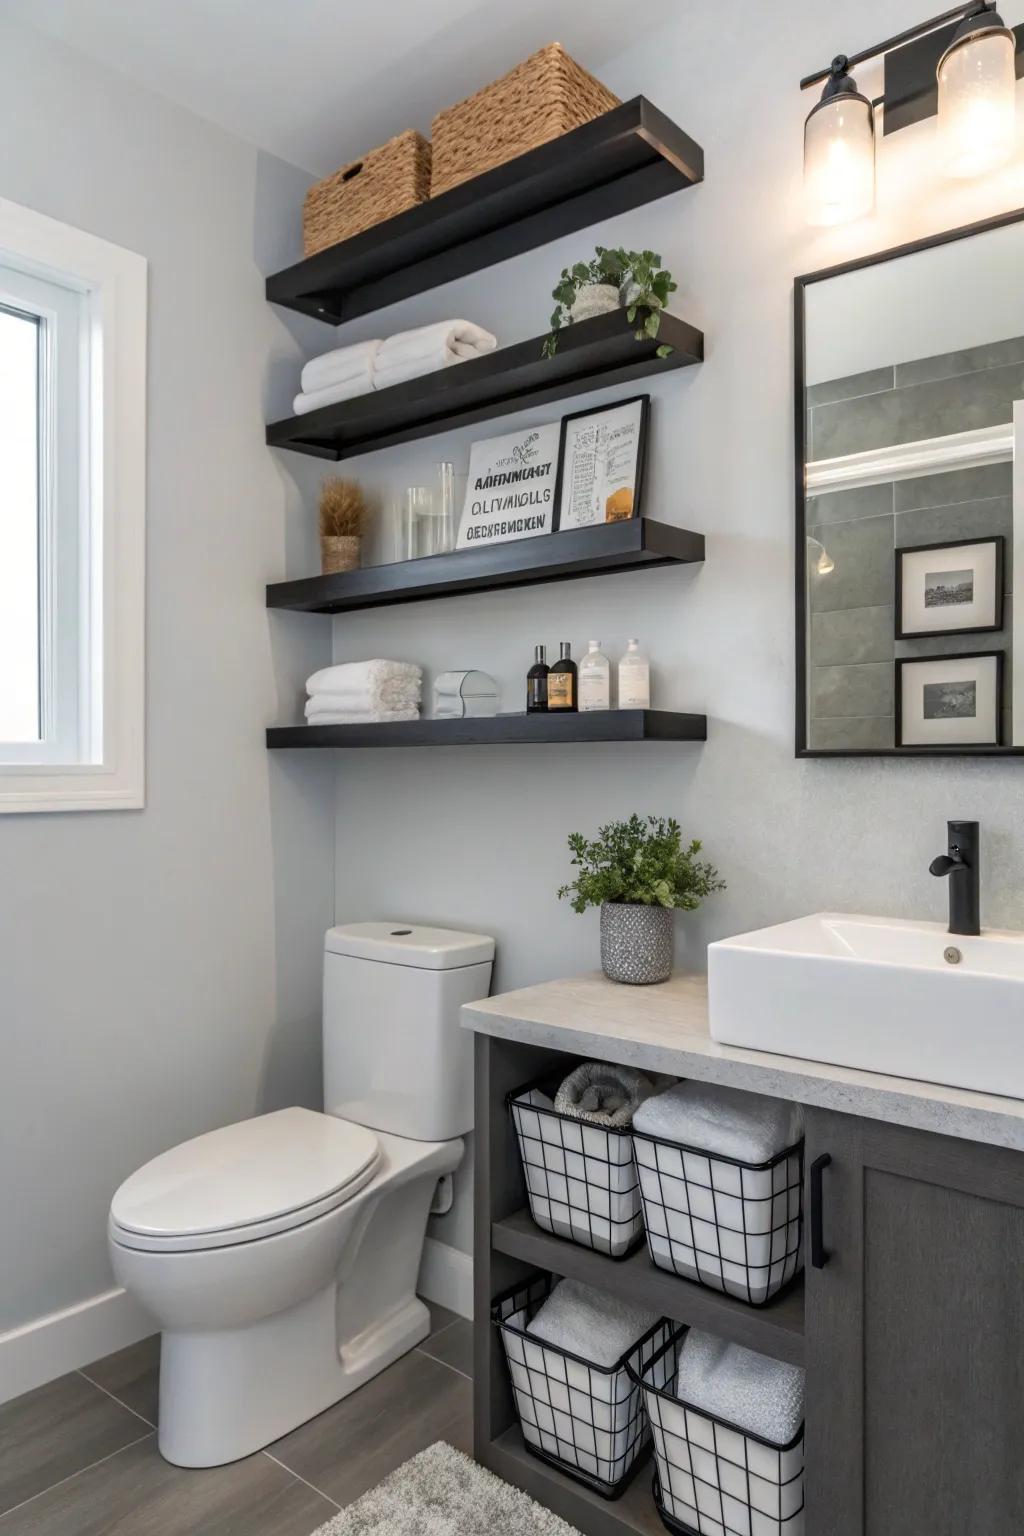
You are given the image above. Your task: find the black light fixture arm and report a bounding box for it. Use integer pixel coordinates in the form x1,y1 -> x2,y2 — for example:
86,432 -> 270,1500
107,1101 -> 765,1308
800,1 -> 997,89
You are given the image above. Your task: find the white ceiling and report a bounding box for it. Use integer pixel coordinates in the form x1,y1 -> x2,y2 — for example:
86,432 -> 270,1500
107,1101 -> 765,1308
8,0 -> 673,173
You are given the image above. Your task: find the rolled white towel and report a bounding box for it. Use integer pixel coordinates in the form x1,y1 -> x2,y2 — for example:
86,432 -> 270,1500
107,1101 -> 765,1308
376,320 -> 496,368
675,1330 -> 805,1446
527,1280 -> 660,1369
301,340 -> 382,394
306,661 -> 422,697
293,371 -> 375,414
632,1080 -> 804,1164
554,1061 -> 658,1130
305,707 -> 419,725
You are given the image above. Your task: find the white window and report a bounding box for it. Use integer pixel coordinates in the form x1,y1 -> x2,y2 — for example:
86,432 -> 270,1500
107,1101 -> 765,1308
0,199 -> 146,812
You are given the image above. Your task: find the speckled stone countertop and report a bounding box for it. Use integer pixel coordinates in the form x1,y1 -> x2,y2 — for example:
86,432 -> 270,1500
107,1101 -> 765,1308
462,970 -> 1024,1152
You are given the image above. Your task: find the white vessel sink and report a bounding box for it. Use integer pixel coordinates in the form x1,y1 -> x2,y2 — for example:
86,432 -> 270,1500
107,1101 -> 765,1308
708,913 -> 1024,1100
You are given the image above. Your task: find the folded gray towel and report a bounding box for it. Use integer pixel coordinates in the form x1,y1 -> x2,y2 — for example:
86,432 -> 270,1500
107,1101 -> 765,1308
554,1062 -> 658,1129
676,1329 -> 805,1446
527,1280 -> 660,1368
632,1079 -> 804,1163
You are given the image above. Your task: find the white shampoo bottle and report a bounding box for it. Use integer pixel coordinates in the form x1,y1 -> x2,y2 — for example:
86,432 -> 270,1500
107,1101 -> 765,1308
618,639 -> 650,708
578,641 -> 611,712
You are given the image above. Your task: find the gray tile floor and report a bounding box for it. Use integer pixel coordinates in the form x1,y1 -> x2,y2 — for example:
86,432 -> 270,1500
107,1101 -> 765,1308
0,1303 -> 473,1534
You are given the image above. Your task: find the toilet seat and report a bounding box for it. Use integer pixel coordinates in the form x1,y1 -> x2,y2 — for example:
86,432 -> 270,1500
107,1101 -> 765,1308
109,1107 -> 381,1254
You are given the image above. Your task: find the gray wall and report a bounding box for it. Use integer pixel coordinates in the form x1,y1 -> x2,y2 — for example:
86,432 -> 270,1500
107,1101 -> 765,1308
0,18 -> 336,1335
310,0 -> 1024,1259
805,334 -> 1021,749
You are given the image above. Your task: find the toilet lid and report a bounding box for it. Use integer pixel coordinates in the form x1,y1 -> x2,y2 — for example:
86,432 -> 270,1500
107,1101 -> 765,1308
109,1107 -> 380,1245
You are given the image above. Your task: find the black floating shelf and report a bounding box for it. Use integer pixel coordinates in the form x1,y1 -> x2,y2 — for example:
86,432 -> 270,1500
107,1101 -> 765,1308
266,519 -> 704,615
266,308 -> 701,461
266,709 -> 706,750
266,98 -> 703,325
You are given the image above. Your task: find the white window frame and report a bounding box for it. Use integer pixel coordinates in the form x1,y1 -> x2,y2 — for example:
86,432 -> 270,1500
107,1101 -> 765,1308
0,198 -> 146,813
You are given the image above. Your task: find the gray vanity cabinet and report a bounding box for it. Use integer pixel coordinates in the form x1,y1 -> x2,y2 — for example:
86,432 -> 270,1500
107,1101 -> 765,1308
804,1109 -> 1024,1534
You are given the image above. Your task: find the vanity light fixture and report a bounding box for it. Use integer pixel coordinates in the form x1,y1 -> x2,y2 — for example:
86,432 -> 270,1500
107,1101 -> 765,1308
804,57 -> 877,226
937,7 -> 1018,176
802,2 -> 1023,223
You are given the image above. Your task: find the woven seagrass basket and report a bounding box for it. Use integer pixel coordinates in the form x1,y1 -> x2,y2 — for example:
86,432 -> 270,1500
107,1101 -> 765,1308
303,129 -> 432,256
430,43 -> 619,198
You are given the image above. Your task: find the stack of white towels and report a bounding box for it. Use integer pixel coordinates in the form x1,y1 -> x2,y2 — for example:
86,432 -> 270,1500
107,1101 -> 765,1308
305,661 -> 422,725
293,320 -> 497,414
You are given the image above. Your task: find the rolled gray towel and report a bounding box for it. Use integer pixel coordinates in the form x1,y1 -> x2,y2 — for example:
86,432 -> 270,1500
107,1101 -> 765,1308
554,1061 -> 658,1129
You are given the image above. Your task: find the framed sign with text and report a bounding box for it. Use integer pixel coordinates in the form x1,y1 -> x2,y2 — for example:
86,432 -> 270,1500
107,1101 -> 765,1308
456,422 -> 560,549
553,395 -> 650,531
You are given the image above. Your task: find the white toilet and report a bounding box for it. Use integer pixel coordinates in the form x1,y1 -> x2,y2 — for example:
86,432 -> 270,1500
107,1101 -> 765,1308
108,922 -> 493,1468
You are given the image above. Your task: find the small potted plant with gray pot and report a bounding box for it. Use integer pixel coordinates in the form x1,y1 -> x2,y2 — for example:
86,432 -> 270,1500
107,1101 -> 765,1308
558,814 -> 725,985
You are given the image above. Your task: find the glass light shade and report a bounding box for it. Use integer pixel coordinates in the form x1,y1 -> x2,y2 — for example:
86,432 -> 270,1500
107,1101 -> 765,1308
804,94 -> 875,226
938,28 -> 1017,178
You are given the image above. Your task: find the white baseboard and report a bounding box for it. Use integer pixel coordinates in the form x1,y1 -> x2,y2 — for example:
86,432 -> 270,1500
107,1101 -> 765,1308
418,1238 -> 473,1320
0,1287 -> 155,1405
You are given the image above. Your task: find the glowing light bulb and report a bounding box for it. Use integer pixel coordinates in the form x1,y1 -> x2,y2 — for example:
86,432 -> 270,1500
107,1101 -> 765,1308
938,17 -> 1017,179
805,64 -> 875,226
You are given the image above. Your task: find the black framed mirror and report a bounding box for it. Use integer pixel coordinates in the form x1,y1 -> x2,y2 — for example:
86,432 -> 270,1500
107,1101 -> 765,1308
795,207 -> 1024,757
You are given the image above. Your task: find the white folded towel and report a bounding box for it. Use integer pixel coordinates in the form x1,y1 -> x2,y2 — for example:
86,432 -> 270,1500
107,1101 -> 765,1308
675,1329 -> 805,1446
306,695 -> 418,720
376,320 -> 496,368
293,371 -> 375,414
632,1081 -> 804,1164
554,1062 -> 658,1130
307,661 -> 422,696
308,687 -> 420,712
301,340 -> 382,394
305,707 -> 419,726
527,1280 -> 660,1369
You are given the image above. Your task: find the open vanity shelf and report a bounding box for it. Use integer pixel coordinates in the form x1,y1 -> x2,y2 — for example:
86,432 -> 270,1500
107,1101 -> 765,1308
492,1207 -> 804,1366
266,709 -> 706,750
265,97 -> 703,325
266,519 -> 704,614
265,309 -> 702,461
473,1031 -> 805,1536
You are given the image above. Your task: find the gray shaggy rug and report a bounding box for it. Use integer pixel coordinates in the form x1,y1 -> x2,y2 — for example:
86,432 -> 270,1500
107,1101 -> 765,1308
310,1441 -> 580,1535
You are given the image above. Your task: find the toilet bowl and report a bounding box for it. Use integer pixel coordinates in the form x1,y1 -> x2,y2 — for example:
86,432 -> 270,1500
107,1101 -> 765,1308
109,923 -> 493,1467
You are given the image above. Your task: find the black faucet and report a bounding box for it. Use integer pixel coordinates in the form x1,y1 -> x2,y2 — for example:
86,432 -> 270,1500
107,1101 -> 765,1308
929,820 -> 980,937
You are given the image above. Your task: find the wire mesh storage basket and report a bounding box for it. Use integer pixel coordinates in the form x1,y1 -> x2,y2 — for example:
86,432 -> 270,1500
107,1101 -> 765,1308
509,1077 -> 644,1258
632,1131 -> 803,1305
630,1331 -> 805,1536
492,1274 -> 674,1498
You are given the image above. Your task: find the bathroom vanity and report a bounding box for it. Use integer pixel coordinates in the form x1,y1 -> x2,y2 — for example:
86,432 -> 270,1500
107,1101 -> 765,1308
463,971 -> 1024,1535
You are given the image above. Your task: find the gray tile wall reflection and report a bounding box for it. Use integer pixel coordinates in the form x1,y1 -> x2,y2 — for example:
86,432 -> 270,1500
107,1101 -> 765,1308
806,458 -> 1015,751
808,335 -> 1024,461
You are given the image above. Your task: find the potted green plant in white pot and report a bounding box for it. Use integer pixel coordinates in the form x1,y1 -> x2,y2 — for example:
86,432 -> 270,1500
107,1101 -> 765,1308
558,814 -> 725,985
542,246 -> 678,358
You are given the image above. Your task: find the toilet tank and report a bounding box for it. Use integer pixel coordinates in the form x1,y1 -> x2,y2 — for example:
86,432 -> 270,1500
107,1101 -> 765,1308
323,922 -> 494,1141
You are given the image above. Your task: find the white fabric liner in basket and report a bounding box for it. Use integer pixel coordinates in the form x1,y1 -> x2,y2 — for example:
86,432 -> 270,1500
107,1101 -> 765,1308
633,1332 -> 805,1536
633,1133 -> 803,1304
493,1276 -> 673,1496
510,1084 -> 643,1257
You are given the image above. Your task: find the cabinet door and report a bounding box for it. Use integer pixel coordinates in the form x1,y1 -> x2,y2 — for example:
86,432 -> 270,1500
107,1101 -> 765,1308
804,1109 -> 1024,1536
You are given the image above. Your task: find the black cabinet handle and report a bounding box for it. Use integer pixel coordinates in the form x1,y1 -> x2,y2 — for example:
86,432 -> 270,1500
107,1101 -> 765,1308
810,1153 -> 831,1269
